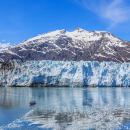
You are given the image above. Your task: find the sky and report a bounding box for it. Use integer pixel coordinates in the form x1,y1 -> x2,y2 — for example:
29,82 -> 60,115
0,0 -> 130,49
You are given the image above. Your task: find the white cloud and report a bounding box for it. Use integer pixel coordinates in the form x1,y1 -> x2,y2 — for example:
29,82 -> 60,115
2,39 -> 6,41
0,42 -> 10,49
75,0 -> 130,28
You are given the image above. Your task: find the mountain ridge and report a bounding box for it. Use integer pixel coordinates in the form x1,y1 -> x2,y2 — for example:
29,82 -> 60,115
0,28 -> 129,63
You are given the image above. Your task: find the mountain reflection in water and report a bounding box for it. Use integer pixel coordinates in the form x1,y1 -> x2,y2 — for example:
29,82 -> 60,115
0,87 -> 130,129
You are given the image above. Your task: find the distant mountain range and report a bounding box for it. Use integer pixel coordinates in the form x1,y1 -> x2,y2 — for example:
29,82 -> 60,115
0,28 -> 130,63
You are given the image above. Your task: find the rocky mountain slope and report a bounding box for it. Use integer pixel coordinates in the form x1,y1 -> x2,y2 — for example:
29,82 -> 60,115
0,28 -> 129,63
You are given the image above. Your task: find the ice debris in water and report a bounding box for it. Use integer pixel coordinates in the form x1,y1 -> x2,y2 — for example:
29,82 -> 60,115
1,98 -> 130,130
1,60 -> 130,87
23,99 -> 130,130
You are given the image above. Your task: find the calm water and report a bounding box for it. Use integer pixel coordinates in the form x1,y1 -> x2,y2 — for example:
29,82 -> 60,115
0,87 -> 130,130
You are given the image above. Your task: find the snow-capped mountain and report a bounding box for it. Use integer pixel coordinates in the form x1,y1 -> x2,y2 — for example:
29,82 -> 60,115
0,28 -> 129,63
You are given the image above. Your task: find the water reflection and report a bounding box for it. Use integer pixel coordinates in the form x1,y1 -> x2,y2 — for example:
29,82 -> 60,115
0,87 -> 33,108
25,102 -> 130,129
0,87 -> 130,129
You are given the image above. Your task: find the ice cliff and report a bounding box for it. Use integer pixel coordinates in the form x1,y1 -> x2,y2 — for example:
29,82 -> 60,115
0,60 -> 130,87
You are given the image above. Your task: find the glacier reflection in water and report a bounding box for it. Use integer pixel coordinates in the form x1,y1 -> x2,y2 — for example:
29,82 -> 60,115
1,87 -> 130,129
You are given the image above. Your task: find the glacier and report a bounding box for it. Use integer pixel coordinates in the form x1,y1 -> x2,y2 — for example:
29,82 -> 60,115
0,60 -> 130,87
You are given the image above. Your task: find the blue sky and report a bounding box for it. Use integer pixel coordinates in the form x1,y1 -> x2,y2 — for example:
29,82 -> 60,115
0,0 -> 130,48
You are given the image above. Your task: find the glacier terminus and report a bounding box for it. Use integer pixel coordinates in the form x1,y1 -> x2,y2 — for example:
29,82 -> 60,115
0,60 -> 130,87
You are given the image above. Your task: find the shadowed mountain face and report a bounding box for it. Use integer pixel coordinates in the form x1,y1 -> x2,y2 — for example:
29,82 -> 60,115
0,28 -> 129,63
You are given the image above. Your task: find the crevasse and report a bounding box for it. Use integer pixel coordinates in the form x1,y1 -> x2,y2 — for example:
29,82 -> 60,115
0,60 -> 130,87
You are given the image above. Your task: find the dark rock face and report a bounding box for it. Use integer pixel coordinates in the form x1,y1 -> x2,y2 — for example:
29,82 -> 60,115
0,28 -> 130,63
0,61 -> 15,71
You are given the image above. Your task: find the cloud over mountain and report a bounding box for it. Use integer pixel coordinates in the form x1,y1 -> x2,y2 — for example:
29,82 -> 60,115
0,42 -> 10,50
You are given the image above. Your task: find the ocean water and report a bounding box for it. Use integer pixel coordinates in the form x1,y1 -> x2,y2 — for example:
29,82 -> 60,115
0,87 -> 130,130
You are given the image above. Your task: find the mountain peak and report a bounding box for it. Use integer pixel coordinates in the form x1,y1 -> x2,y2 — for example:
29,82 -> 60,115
74,28 -> 87,33
60,29 -> 66,34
